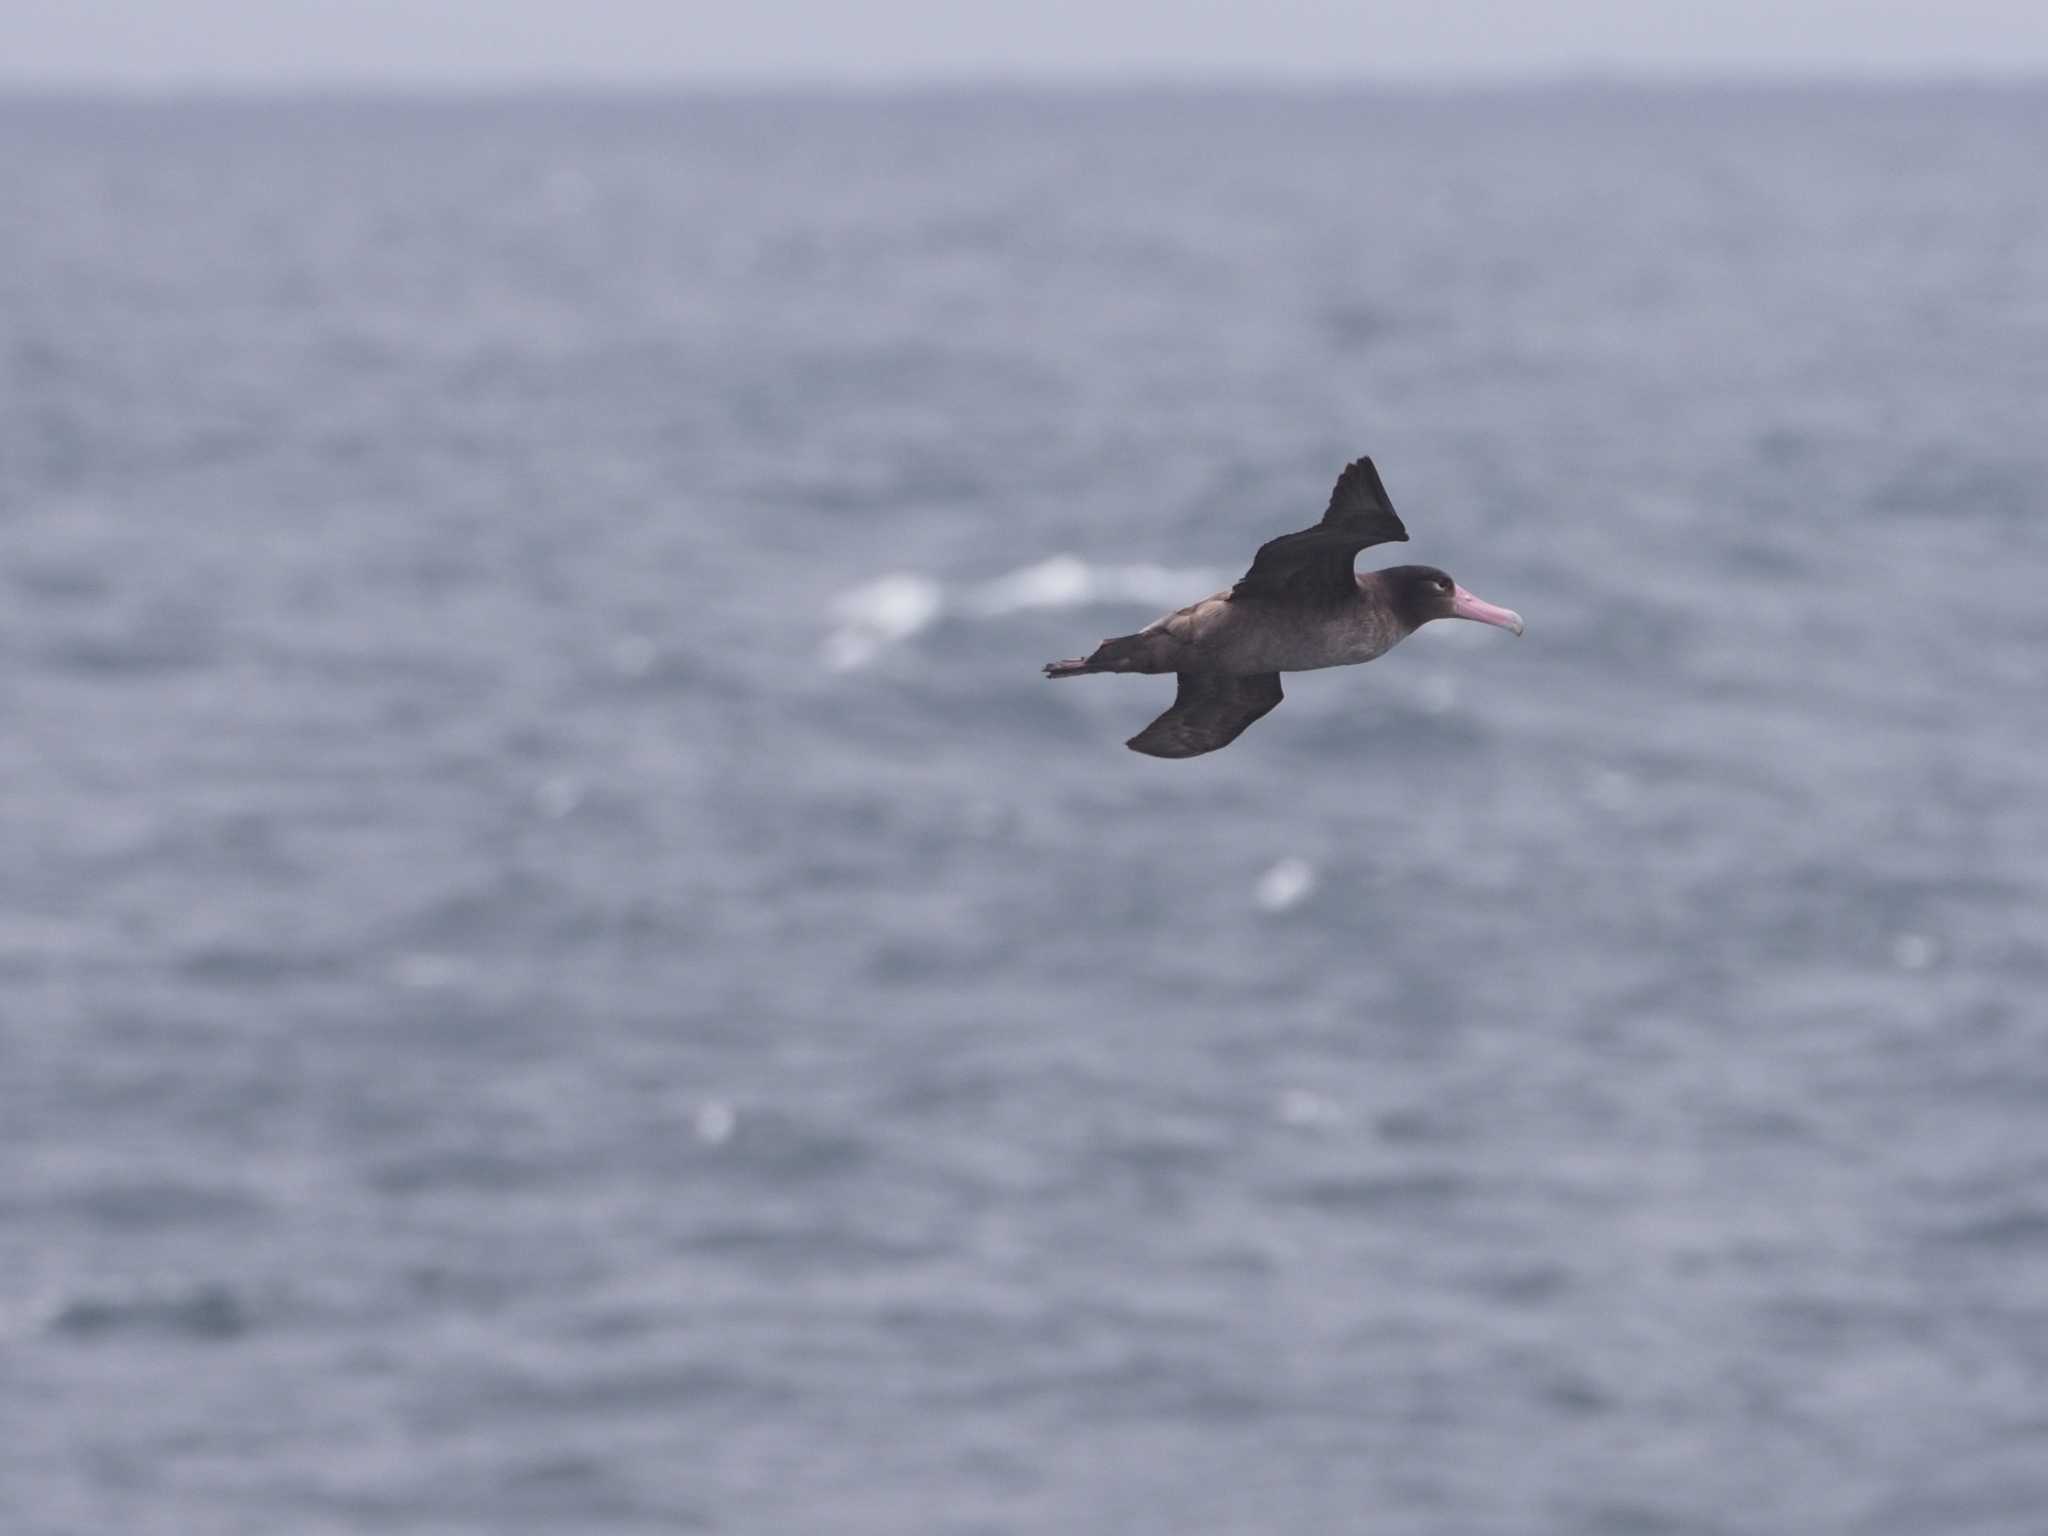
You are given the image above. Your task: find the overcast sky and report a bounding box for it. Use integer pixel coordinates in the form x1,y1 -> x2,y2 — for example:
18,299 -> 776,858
9,0 -> 2048,87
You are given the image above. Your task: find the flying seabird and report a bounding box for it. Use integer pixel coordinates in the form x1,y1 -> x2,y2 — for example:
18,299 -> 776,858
1043,456 -> 1524,758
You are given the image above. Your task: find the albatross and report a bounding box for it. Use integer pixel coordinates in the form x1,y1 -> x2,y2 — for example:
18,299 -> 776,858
1043,456 -> 1524,758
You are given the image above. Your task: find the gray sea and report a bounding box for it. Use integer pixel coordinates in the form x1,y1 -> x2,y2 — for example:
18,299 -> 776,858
3,85 -> 2047,1534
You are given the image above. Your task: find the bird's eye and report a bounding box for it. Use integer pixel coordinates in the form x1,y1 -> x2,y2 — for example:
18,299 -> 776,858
1435,577 -> 1452,593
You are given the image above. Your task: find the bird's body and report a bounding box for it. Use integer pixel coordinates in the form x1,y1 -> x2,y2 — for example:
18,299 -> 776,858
1044,456 -> 1523,757
1065,572 -> 1412,678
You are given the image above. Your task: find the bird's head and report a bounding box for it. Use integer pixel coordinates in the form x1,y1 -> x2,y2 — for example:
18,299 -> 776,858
1382,565 -> 1525,637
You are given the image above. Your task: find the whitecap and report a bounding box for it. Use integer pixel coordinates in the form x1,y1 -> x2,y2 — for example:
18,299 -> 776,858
1254,856 -> 1318,913
965,555 -> 1222,616
821,573 -> 945,672
823,556 -> 1225,670
1891,932 -> 1940,971
1417,672 -> 1460,715
694,1100 -> 737,1146
534,776 -> 584,819
1276,1088 -> 1343,1128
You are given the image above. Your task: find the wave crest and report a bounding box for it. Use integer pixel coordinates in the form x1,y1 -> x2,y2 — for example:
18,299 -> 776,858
824,556 -> 1221,671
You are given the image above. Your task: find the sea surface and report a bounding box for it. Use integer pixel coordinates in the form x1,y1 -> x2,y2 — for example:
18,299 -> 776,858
3,86 -> 2047,1535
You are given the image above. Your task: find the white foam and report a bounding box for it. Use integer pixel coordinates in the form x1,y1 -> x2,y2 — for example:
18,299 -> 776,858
1892,932 -> 1940,971
822,556 -> 1222,670
1254,856 -> 1318,913
694,1099 -> 737,1145
1417,672 -> 1460,715
1276,1088 -> 1343,1128
822,573 -> 945,672
964,556 -> 1221,616
969,554 -> 1095,611
534,776 -> 584,819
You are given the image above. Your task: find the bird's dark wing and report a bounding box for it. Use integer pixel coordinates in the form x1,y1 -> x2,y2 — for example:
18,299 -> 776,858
1126,673 -> 1284,759
1229,456 -> 1409,606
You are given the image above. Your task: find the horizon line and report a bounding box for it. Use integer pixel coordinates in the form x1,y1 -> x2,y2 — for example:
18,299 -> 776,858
4,65 -> 2048,101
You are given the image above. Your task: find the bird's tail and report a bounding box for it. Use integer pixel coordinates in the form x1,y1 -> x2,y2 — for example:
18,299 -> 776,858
1043,631 -> 1160,680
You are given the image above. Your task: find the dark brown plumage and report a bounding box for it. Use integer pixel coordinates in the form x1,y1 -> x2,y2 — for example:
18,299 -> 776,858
1122,672 -> 1285,759
1044,455 -> 1524,758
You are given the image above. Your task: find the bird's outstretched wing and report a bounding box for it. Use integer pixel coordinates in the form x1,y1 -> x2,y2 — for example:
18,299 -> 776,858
1229,456 -> 1409,606
1126,672 -> 1284,759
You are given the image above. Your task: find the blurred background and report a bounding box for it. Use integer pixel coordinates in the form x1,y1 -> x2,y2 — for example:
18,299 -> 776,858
4,5 -> 2047,1534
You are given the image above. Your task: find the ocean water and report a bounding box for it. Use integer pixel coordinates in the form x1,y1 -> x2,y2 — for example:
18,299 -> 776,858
2,86 -> 2047,1534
